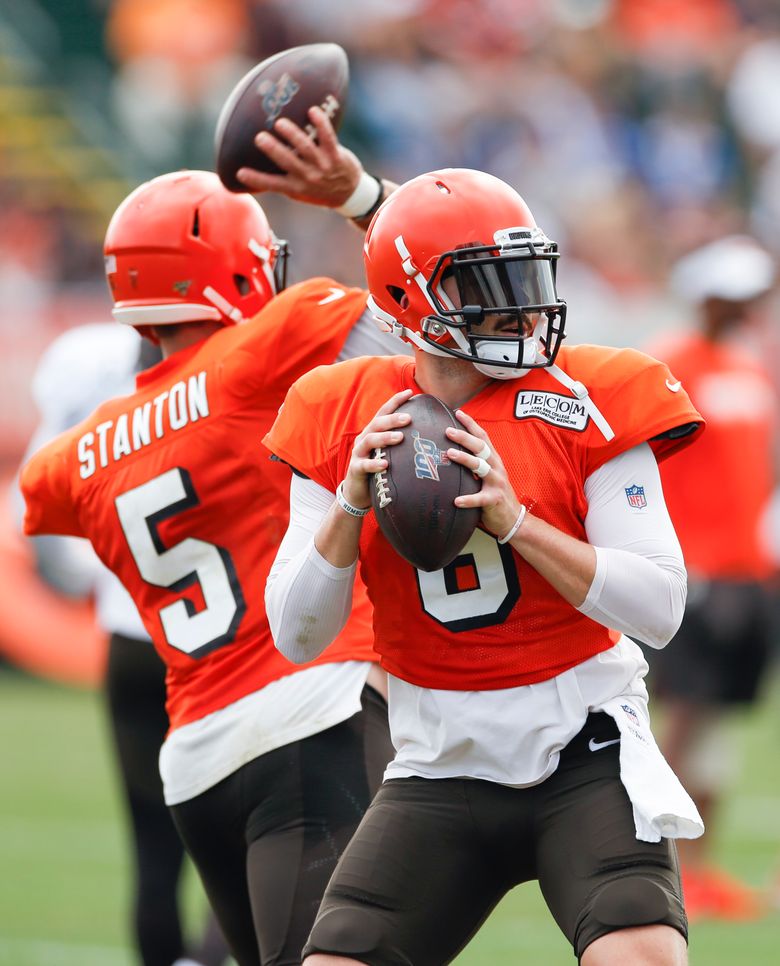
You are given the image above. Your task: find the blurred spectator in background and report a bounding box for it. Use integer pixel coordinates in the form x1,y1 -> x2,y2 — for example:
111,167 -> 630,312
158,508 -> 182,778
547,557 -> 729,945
646,235 -> 779,923
105,0 -> 254,176
0,1 -> 779,958
8,0 -> 780,463
20,323 -> 230,966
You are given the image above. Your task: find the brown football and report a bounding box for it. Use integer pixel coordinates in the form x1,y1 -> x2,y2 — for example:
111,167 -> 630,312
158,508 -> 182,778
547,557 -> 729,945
370,394 -> 482,572
215,43 -> 349,192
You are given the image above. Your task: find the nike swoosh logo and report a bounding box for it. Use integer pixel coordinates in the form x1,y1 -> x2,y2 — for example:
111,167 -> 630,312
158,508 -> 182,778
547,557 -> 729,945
318,287 -> 346,305
588,737 -> 621,752
665,379 -> 681,393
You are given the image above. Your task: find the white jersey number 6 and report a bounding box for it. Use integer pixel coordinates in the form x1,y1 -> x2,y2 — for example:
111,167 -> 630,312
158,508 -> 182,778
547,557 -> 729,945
416,528 -> 520,632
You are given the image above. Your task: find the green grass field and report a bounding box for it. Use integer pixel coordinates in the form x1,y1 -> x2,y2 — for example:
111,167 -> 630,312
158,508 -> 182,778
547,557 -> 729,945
1,665 -> 779,966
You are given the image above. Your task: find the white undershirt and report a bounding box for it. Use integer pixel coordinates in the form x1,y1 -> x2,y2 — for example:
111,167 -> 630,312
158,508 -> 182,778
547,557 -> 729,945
266,443 -> 690,791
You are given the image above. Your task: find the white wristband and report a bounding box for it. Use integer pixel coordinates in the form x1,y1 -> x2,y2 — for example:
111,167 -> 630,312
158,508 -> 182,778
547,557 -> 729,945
335,481 -> 370,518
497,505 -> 527,544
335,171 -> 383,219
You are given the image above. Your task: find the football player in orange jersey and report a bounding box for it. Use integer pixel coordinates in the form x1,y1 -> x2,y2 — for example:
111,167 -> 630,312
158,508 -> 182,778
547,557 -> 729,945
20,109 -> 406,966
265,168 -> 708,966
20,324 -> 230,966
646,236 -> 779,923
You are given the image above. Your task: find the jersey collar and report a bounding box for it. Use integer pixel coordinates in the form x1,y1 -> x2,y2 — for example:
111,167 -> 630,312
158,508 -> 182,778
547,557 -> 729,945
135,340 -> 205,389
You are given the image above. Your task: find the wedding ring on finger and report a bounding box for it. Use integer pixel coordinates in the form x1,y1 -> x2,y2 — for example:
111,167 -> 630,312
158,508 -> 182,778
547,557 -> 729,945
474,457 -> 491,479
475,442 -> 491,461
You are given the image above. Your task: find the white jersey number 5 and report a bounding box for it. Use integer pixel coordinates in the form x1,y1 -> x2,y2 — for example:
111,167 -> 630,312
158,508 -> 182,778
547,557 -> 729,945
115,467 -> 245,656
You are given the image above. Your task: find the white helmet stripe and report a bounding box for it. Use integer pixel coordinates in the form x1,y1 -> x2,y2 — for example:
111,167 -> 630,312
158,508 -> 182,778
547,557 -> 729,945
248,237 -> 277,295
394,233 -> 475,356
203,285 -> 243,323
394,235 -> 439,313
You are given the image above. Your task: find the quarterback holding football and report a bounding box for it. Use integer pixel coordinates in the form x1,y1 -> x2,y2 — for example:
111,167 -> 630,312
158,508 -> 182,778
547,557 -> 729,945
265,167 -> 706,966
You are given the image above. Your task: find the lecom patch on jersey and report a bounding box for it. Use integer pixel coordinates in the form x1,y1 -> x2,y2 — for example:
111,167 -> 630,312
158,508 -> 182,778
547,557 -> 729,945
514,391 -> 589,431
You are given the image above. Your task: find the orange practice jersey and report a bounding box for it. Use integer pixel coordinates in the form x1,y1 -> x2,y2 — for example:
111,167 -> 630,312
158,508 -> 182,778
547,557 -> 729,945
22,278 -> 378,730
265,345 -> 704,691
652,332 -> 777,579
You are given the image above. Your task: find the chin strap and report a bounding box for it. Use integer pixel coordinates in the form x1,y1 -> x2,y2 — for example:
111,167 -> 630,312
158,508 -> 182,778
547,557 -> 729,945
367,292 -> 614,443
547,363 -> 615,441
366,295 -> 453,357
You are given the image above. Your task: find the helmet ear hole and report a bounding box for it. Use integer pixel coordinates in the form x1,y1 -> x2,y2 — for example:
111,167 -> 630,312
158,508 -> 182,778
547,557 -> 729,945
234,273 -> 251,296
191,209 -> 201,237
386,285 -> 407,307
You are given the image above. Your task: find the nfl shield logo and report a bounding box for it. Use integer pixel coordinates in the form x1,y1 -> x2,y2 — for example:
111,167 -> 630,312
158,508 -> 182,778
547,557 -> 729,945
625,484 -> 647,509
621,703 -> 640,724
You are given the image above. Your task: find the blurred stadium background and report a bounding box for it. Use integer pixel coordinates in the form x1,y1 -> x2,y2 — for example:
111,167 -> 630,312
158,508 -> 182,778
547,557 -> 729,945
1,1 -> 779,963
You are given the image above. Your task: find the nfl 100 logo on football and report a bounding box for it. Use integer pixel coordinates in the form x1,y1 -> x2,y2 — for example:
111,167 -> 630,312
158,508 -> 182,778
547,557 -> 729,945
258,73 -> 300,126
625,484 -> 647,509
413,431 -> 450,481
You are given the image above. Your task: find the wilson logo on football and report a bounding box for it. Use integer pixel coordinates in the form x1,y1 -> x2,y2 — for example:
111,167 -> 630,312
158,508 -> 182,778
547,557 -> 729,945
412,431 -> 449,482
303,93 -> 340,139
373,448 -> 392,508
258,73 -> 301,126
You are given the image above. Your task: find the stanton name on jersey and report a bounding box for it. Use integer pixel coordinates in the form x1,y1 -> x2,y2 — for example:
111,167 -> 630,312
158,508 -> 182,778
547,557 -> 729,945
77,370 -> 209,478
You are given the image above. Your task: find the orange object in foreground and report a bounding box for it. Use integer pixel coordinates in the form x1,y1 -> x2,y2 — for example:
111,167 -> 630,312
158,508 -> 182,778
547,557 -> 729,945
0,480 -> 105,687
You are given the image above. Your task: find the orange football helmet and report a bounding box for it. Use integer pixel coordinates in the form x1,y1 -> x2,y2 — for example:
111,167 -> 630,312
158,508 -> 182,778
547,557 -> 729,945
104,170 -> 287,330
363,168 -> 566,378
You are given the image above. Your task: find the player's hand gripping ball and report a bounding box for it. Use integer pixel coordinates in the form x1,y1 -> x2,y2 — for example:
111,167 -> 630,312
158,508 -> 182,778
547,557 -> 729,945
371,395 -> 481,572
215,43 -> 349,192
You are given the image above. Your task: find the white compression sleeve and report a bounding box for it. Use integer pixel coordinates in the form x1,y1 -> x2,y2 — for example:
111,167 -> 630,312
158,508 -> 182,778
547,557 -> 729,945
578,442 -> 687,648
265,474 -> 358,663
